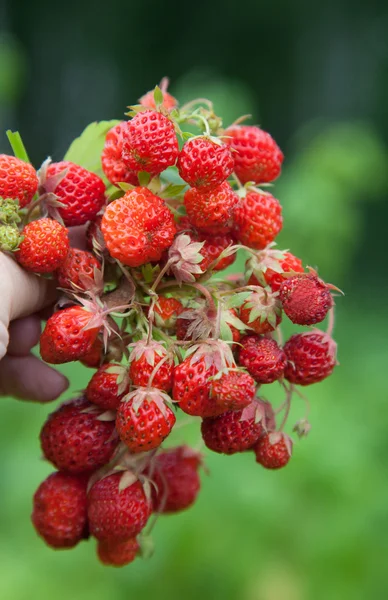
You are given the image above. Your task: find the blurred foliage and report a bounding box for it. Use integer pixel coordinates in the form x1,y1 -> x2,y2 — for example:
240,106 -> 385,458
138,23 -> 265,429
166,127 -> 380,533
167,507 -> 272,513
0,3 -> 388,599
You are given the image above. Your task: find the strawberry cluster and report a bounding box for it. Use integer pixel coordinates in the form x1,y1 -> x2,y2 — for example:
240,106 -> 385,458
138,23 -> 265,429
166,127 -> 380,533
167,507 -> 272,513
0,80 -> 340,567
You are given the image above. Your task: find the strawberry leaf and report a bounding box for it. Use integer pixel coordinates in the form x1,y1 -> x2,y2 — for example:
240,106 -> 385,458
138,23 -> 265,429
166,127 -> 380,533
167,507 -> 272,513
64,120 -> 120,175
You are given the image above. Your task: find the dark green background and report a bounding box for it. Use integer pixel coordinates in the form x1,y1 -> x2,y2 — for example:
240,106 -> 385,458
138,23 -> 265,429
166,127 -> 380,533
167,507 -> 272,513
0,1 -> 387,598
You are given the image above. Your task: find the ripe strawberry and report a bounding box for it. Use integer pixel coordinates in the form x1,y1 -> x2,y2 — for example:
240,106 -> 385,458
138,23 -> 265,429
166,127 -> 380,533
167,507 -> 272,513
199,232 -> 236,272
201,406 -> 264,455
172,358 -> 224,417
148,446 -> 201,513
101,122 -> 139,186
184,181 -> 239,235
116,388 -> 176,453
56,247 -> 101,291
0,154 -> 38,207
31,471 -> 88,549
283,331 -> 337,385
122,111 -> 179,175
40,397 -> 118,473
129,341 -> 173,392
279,273 -> 333,325
224,125 -> 283,184
40,306 -> 101,364
238,334 -> 286,384
239,289 -> 282,334
101,187 -> 176,267
177,137 -> 234,191
139,80 -> 177,111
80,337 -> 103,368
16,218 -> 69,273
86,363 -> 130,410
88,472 -> 151,542
210,370 -> 256,412
248,250 -> 304,292
46,161 -> 106,226
154,296 -> 184,332
97,537 -> 139,567
233,191 -> 282,249
254,432 -> 292,469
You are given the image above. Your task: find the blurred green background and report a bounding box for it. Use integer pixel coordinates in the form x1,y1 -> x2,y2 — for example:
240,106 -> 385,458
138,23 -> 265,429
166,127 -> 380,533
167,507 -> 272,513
0,1 -> 387,599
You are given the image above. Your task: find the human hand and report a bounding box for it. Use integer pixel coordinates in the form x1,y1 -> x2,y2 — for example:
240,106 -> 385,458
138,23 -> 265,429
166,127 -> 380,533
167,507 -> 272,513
0,252 -> 69,401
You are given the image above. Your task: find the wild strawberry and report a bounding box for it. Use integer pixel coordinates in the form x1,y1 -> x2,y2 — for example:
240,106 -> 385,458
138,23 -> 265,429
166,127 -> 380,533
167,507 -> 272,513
79,337 -> 103,368
254,432 -> 292,469
154,296 -> 184,332
129,340 -> 173,392
210,370 -> 256,412
0,154 -> 38,207
97,537 -> 139,567
40,397 -> 118,473
116,388 -> 176,453
199,232 -> 236,272
177,137 -> 234,191
238,334 -> 286,384
122,111 -> 179,175
139,79 -> 177,111
233,191 -> 282,250
101,122 -> 139,186
56,248 -> 101,291
46,161 -> 106,226
283,331 -> 337,385
40,306 -> 102,364
279,273 -> 333,325
184,181 -> 239,234
86,363 -> 130,410
201,402 -> 265,455
239,289 -> 282,334
88,472 -> 151,542
31,472 -> 88,549
101,187 -> 176,267
247,249 -> 304,292
16,218 -> 69,273
148,446 -> 201,513
224,125 -> 283,184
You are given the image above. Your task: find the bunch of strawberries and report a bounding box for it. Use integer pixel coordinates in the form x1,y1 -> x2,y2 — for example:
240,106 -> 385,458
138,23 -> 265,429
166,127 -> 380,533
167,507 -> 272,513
0,80 -> 340,567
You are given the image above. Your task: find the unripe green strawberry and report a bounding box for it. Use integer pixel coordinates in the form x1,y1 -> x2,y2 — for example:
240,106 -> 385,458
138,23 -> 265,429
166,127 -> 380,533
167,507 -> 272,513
0,225 -> 21,251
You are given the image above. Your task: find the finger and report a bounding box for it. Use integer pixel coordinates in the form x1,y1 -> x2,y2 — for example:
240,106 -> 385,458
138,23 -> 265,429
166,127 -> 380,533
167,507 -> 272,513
7,315 -> 42,356
0,354 -> 69,402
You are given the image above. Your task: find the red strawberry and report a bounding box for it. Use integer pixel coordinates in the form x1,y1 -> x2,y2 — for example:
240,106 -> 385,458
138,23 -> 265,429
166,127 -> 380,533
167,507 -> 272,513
139,80 -> 177,111
79,337 -> 104,368
116,388 -> 176,453
122,111 -> 179,175
248,251 -> 304,292
148,446 -> 201,513
101,122 -> 139,186
154,296 -> 184,332
283,331 -> 337,385
279,273 -> 333,325
56,247 -> 101,291
201,404 -> 264,455
224,125 -> 283,184
97,537 -> 139,567
239,289 -> 282,334
254,432 -> 292,469
101,187 -> 176,267
16,218 -> 69,273
40,306 -> 101,364
177,137 -> 234,191
0,154 -> 38,207
233,191 -> 282,249
88,472 -> 151,542
40,397 -> 118,474
31,471 -> 88,549
172,357 -> 224,417
184,181 -> 239,235
210,370 -> 256,412
238,334 -> 286,384
199,232 -> 236,272
129,340 -> 173,391
86,363 -> 130,410
46,161 -> 106,226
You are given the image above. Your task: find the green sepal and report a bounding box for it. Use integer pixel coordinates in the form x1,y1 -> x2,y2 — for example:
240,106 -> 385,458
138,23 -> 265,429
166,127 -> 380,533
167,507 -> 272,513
153,86 -> 164,107
224,292 -> 251,309
6,131 -> 30,163
138,171 -> 151,187
161,183 -> 187,199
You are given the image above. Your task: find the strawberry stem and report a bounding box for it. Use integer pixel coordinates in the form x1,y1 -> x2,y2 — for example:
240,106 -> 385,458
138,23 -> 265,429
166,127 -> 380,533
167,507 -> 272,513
278,382 -> 293,432
326,306 -> 335,337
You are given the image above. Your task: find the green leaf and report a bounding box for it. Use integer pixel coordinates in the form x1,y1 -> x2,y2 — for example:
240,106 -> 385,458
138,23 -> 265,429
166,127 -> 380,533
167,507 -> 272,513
153,86 -> 164,107
162,183 -> 188,199
6,130 -> 30,163
138,171 -> 151,187
181,131 -> 195,141
224,292 -> 251,309
117,182 -> 134,192
64,120 -> 119,174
